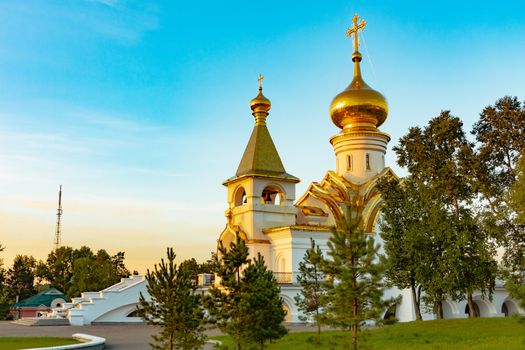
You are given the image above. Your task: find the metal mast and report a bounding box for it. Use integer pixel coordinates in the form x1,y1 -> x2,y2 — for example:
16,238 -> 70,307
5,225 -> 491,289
53,185 -> 63,251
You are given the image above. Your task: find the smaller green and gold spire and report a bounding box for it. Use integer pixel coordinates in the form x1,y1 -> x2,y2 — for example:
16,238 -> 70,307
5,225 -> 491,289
225,75 -> 298,184
249,74 -> 272,124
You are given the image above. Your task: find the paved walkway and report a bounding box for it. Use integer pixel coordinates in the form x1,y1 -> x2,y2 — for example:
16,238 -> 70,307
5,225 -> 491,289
0,321 -> 321,349
0,322 -> 219,349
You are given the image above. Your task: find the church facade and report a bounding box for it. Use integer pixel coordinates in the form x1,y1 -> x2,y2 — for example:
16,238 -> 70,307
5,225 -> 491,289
217,15 -> 524,323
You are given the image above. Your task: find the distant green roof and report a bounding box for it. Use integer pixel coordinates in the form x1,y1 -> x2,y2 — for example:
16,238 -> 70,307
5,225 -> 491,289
11,287 -> 67,308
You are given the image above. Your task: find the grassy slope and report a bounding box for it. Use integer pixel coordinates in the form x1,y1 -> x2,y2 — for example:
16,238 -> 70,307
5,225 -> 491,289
0,337 -> 80,350
214,318 -> 525,350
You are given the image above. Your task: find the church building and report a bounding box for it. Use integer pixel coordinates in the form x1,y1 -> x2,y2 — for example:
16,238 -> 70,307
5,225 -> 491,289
217,14 -> 524,322
42,14 -> 523,326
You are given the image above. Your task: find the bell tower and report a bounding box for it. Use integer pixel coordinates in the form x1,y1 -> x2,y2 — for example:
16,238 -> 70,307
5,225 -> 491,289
220,75 -> 300,261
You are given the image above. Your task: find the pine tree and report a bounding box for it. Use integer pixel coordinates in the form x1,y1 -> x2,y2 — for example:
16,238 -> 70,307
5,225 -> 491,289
321,210 -> 388,350
241,254 -> 288,349
137,248 -> 206,350
294,238 -> 324,342
205,237 -> 249,350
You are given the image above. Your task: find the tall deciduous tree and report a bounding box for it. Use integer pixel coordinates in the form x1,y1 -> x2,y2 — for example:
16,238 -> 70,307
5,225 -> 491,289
471,96 -> 525,277
37,246 -> 130,298
137,248 -> 206,350
294,238 -> 325,341
394,111 -> 497,317
240,254 -> 288,350
321,210 -> 388,350
378,177 -> 432,320
507,153 -> 525,309
510,153 -> 525,224
36,246 -> 76,294
205,237 -> 250,350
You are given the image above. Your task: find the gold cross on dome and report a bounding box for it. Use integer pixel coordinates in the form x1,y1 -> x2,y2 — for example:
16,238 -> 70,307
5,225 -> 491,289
346,13 -> 366,52
258,73 -> 264,90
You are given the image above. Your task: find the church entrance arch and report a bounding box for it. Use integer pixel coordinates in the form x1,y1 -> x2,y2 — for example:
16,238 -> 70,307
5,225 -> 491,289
280,295 -> 296,323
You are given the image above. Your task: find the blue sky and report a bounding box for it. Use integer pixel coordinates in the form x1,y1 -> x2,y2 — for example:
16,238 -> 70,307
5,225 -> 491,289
1,0 -> 524,271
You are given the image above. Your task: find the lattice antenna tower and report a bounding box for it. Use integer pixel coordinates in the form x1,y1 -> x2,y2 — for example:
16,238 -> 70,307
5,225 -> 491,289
53,185 -> 63,251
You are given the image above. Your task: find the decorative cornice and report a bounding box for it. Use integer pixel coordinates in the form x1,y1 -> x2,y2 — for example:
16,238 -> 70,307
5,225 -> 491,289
247,239 -> 271,244
330,130 -> 391,145
263,225 -> 332,234
222,173 -> 300,186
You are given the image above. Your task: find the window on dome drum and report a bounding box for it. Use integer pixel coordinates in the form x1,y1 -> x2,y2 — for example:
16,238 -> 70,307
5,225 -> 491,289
261,185 -> 284,205
347,155 -> 352,170
366,153 -> 371,170
234,187 -> 247,206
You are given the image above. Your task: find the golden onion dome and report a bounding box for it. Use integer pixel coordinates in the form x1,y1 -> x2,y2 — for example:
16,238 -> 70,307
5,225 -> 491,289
329,51 -> 388,130
250,88 -> 271,114
250,74 -> 271,115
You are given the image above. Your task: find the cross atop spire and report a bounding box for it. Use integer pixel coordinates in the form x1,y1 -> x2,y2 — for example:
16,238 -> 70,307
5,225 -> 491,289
346,13 -> 366,53
258,73 -> 264,91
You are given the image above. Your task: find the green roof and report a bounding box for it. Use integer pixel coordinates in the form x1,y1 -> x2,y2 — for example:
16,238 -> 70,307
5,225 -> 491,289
11,287 -> 67,308
232,122 -> 298,182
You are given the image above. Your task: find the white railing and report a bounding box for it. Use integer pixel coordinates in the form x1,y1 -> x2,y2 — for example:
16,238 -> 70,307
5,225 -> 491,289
273,272 -> 293,284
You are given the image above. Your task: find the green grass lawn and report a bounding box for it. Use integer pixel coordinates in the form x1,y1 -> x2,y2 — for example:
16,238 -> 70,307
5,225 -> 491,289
213,317 -> 525,350
0,337 -> 80,350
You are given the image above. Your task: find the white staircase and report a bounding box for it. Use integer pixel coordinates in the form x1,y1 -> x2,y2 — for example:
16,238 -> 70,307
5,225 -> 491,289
53,275 -> 150,326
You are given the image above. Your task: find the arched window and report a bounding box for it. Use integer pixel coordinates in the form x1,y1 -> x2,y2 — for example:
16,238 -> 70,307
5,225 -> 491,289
279,257 -> 286,272
366,153 -> 371,170
261,185 -> 285,205
234,187 -> 247,206
347,155 -> 352,171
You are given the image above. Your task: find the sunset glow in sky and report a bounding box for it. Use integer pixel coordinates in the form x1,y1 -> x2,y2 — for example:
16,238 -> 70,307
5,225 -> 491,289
1,0 -> 525,273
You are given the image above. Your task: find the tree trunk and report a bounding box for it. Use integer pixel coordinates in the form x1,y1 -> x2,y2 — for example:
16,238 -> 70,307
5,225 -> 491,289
436,301 -> 444,319
410,283 -> 422,321
314,265 -> 321,344
316,308 -> 321,344
467,293 -> 476,318
351,262 -> 358,350
352,295 -> 358,350
352,322 -> 358,350
170,333 -> 174,350
235,331 -> 241,350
